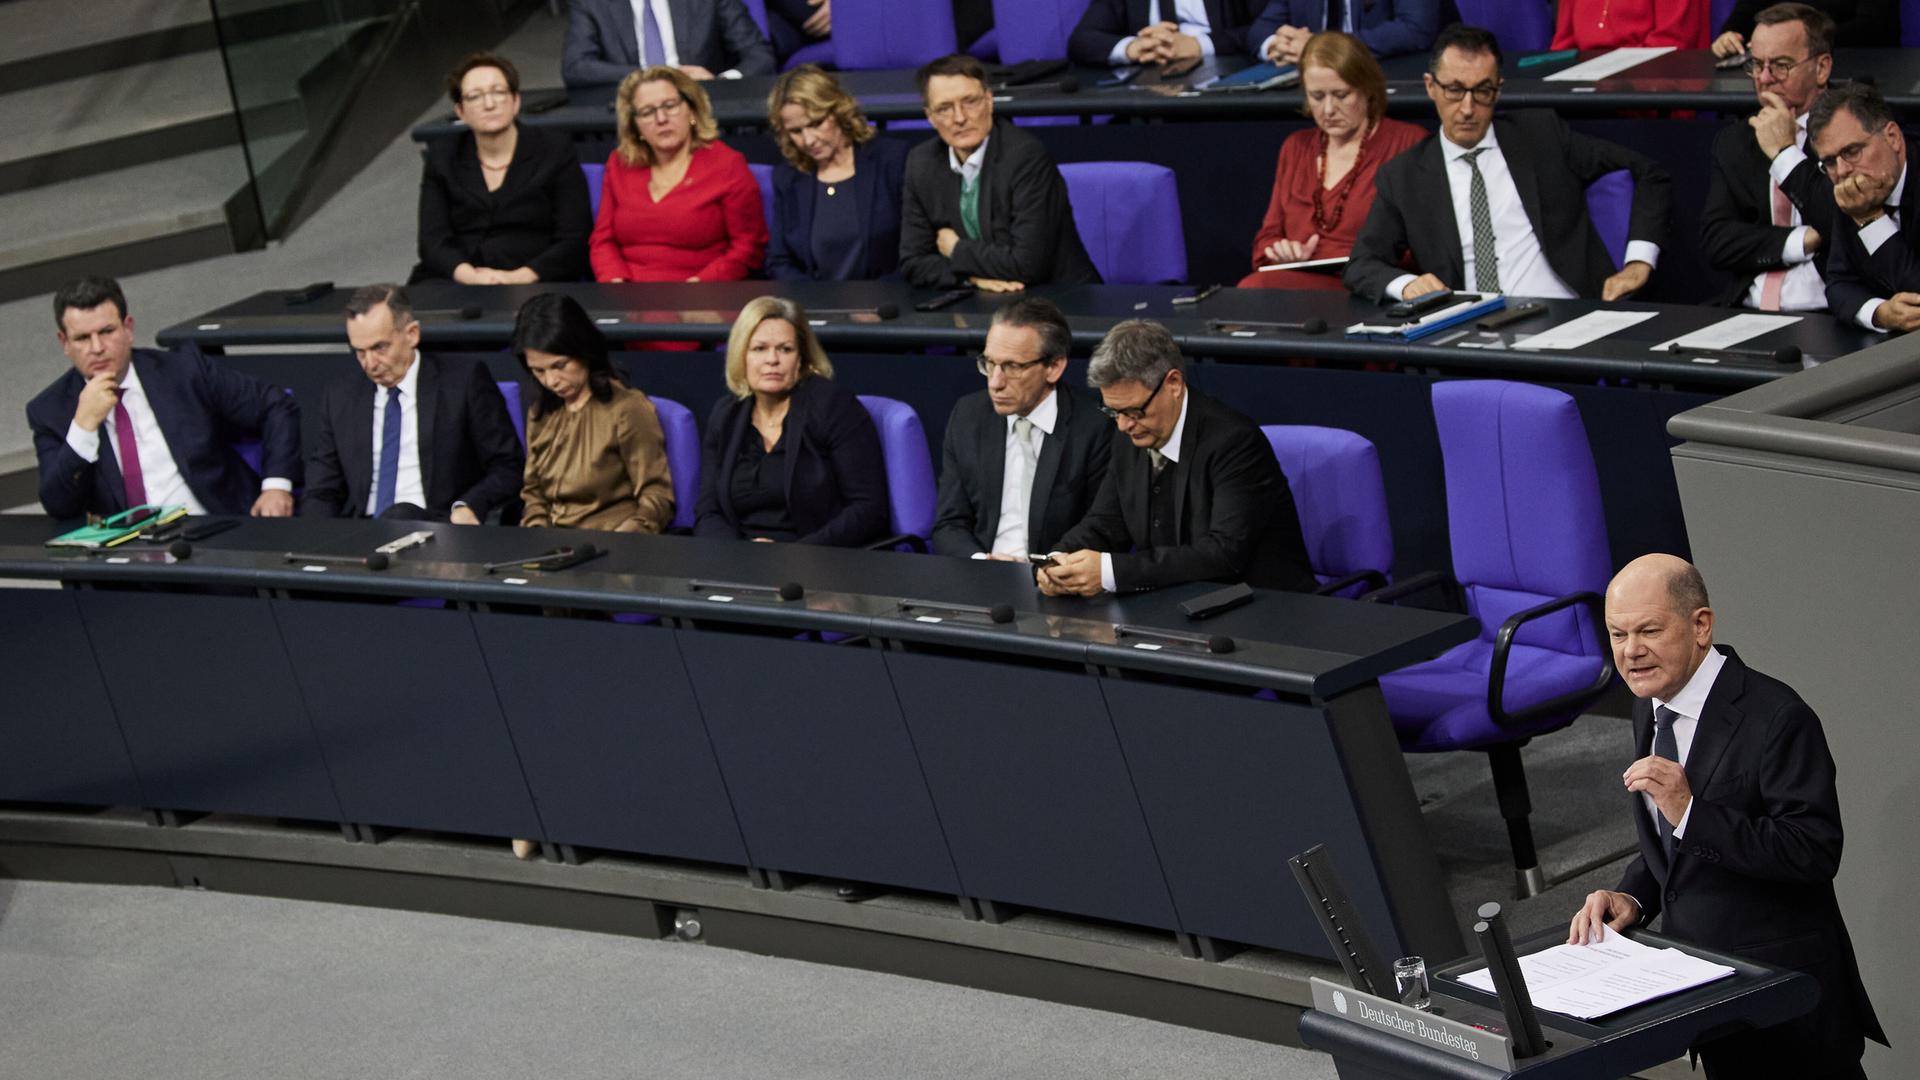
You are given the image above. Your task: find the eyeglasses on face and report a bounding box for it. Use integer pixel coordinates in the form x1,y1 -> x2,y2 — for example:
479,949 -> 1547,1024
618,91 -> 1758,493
928,94 -> 988,122
461,87 -> 514,105
1742,54 -> 1815,79
1816,137 -> 1874,174
975,355 -> 1049,378
1433,81 -> 1501,105
1097,375 -> 1168,422
636,96 -> 688,123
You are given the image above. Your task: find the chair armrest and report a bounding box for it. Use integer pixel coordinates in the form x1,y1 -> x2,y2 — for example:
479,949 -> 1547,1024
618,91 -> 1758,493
1361,569 -> 1456,607
1315,568 -> 1389,597
864,532 -> 928,553
1487,590 -> 1615,729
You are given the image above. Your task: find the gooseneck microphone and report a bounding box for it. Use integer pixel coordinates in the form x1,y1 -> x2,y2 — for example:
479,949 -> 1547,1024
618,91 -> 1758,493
1208,317 -> 1329,335
1112,624 -> 1236,654
168,540 -> 194,560
285,551 -> 391,570
1665,342 -> 1802,364
688,579 -> 805,601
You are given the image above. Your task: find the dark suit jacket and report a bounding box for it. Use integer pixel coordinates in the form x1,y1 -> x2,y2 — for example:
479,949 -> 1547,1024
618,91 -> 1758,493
27,346 -> 300,519
1616,646 -> 1885,1066
1245,0 -> 1446,59
899,120 -> 1101,289
766,137 -> 910,282
1054,389 -> 1315,592
413,125 -> 592,284
1345,110 -> 1673,300
300,353 -> 525,521
1067,0 -> 1263,64
561,0 -> 774,86
1822,133 -> 1920,324
693,376 -> 890,546
932,387 -> 1113,557
1700,121 -> 1835,307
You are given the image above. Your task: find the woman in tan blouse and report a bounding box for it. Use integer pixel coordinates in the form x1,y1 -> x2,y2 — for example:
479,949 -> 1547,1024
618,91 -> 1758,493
511,292 -> 674,535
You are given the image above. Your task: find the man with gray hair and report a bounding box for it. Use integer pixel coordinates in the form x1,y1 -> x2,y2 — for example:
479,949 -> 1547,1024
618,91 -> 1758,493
1810,81 -> 1920,331
1036,319 -> 1313,596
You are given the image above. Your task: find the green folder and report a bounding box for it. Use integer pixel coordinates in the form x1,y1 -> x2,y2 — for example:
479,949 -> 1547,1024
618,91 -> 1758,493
46,504 -> 189,550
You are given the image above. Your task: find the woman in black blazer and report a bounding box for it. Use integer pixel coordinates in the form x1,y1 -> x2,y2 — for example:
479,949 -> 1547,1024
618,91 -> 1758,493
694,297 -> 890,545
413,52 -> 593,285
764,65 -> 910,282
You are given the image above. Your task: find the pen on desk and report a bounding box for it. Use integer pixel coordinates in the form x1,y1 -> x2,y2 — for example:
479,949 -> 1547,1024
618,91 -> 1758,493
1172,284 -> 1224,306
1518,48 -> 1577,69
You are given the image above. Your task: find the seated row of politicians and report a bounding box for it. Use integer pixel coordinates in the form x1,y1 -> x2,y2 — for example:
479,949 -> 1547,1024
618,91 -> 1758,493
434,9 -> 1920,333
30,275 -> 1316,598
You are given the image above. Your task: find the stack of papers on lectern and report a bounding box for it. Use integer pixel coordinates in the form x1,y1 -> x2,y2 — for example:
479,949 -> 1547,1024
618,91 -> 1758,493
1458,926 -> 1735,1020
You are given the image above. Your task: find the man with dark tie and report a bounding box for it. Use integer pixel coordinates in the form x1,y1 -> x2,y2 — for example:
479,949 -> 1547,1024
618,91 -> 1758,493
1037,319 -> 1315,596
302,284 -> 525,523
1700,3 -> 1839,311
28,275 -> 298,520
1247,0 -> 1443,65
561,0 -> 774,87
1344,24 -> 1673,303
1570,554 -> 1885,1079
1067,0 -> 1263,67
1810,81 -> 1920,333
932,298 -> 1111,559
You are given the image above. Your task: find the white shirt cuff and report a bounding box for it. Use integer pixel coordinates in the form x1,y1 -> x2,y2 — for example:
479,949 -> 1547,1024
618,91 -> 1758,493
262,478 -> 293,493
1099,552 -> 1116,593
969,551 -> 990,560
1193,33 -> 1215,59
1623,240 -> 1661,269
1859,214 -> 1899,255
1109,38 -> 1135,65
1768,144 -> 1808,184
65,421 -> 102,463
1670,797 -> 1694,839
1385,274 -> 1417,302
1859,298 -> 1890,332
1783,227 -> 1810,264
719,69 -> 742,80
1257,32 -> 1280,60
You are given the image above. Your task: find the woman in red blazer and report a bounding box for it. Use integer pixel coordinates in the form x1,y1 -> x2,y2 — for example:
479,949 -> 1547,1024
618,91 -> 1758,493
590,66 -> 767,283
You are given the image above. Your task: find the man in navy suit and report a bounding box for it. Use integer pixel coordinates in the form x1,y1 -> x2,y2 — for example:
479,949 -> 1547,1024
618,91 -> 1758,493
27,276 -> 299,520
1809,81 -> 1920,332
1249,0 -> 1445,64
1068,0 -> 1263,66
1571,554 -> 1886,1079
301,285 -> 525,523
561,0 -> 774,86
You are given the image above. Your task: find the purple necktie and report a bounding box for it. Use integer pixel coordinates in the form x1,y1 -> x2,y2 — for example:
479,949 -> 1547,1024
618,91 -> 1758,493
640,0 -> 666,66
113,401 -> 148,508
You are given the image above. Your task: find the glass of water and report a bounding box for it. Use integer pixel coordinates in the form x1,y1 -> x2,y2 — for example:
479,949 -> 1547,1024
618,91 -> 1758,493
1393,955 -> 1431,1010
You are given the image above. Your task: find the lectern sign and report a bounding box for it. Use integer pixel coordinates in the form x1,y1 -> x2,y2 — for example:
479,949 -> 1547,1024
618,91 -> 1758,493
1310,976 -> 1515,1070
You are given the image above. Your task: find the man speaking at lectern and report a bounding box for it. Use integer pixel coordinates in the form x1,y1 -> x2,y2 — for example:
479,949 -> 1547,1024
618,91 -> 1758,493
1569,554 -> 1884,1078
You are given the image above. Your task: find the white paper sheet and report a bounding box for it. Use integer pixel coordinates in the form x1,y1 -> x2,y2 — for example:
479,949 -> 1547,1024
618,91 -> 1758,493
1543,47 -> 1676,82
1511,310 -> 1658,351
1457,926 -> 1736,1020
1649,313 -> 1802,352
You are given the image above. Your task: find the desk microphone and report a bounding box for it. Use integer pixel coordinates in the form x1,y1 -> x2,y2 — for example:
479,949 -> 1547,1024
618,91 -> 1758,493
1113,624 -> 1236,653
806,304 -> 901,320
458,304 -> 484,320
1666,342 -> 1801,364
284,551 -> 391,570
168,540 -> 193,560
1000,77 -> 1080,95
1208,317 -> 1328,335
688,578 -> 805,601
898,598 -> 1016,624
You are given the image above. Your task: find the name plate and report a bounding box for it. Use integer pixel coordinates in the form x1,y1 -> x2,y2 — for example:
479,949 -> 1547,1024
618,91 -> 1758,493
1309,977 -> 1513,1070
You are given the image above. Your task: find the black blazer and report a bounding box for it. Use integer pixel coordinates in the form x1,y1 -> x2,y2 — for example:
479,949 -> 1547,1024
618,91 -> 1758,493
300,353 -> 526,521
899,119 -> 1102,289
1700,121 -> 1836,307
1345,111 -> 1673,300
1067,0 -> 1262,64
413,125 -> 593,284
27,346 -> 299,519
1615,646 -> 1885,1067
1054,389 -> 1315,593
766,137 -> 910,282
932,387 -> 1113,557
561,0 -> 774,86
1823,131 -> 1920,324
1245,0 -> 1447,58
693,376 -> 890,546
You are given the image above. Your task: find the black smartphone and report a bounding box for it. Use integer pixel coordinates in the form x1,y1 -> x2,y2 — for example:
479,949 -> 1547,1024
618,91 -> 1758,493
1386,289 -> 1455,319
1475,302 -> 1549,330
1028,552 -> 1060,569
915,287 -> 975,312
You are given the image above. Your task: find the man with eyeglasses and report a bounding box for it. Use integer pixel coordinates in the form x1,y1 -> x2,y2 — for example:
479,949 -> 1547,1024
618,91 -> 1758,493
561,0 -> 773,87
932,298 -> 1112,559
1810,81 -> 1920,332
1345,24 -> 1673,305
1701,4 -> 1840,311
1037,320 -> 1314,597
898,54 -> 1101,293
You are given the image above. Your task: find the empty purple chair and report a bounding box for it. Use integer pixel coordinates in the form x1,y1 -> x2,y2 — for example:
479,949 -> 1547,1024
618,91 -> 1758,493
1058,162 -> 1187,284
1586,170 -> 1632,271
992,0 -> 1090,62
648,395 -> 701,531
583,162 -> 604,215
1261,425 -> 1392,598
497,381 -> 526,449
856,395 -> 932,551
1373,381 -> 1615,897
748,162 -> 777,237
830,0 -> 957,69
1455,0 -> 1554,54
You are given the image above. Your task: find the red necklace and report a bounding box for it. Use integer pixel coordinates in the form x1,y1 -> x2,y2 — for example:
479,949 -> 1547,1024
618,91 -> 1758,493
1311,123 -> 1374,235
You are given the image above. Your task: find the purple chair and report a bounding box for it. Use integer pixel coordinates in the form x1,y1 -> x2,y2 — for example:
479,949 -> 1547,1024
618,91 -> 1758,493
1260,425 -> 1393,598
991,0 -> 1089,62
583,162 -> 604,215
497,381 -> 526,449
1058,162 -> 1187,284
1372,381 -> 1615,897
1586,170 -> 1632,271
648,395 -> 701,531
1906,0 -> 1920,44
1455,0 -> 1554,54
830,0 -> 957,69
1711,0 -> 1736,32
856,395 -> 932,551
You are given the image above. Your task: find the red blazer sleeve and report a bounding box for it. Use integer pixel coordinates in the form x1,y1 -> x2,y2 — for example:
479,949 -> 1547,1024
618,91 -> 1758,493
1249,131 -> 1312,270
694,148 -> 768,282
589,153 -> 629,282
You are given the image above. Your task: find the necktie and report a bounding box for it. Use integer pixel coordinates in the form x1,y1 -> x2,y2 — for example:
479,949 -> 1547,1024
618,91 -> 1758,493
1011,416 -> 1038,477
1327,0 -> 1346,32
1148,448 -> 1168,476
1461,148 -> 1501,294
1758,178 -> 1792,312
640,0 -> 666,67
960,172 -> 982,241
1652,705 -> 1681,857
374,388 -> 402,516
112,401 -> 147,509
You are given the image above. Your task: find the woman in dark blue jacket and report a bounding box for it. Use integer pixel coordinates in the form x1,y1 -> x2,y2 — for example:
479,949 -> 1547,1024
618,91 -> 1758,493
694,297 -> 890,545
764,65 -> 909,281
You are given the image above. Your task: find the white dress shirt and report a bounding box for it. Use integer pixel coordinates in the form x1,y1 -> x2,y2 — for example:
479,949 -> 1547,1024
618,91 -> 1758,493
1852,163 -> 1909,331
988,387 -> 1059,557
629,0 -> 743,78
1646,645 -> 1726,840
65,365 -> 208,515
366,352 -> 427,516
1386,126 -> 1661,301
1108,0 -> 1217,64
1745,116 -> 1828,312
949,136 -> 991,182
1096,388 -> 1189,593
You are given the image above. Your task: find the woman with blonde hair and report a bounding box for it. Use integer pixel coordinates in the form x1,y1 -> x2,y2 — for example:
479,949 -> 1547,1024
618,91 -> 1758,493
764,64 -> 910,281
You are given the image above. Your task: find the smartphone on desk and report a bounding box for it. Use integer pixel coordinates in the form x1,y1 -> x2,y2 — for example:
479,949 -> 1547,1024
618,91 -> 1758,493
1386,289 -> 1456,319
